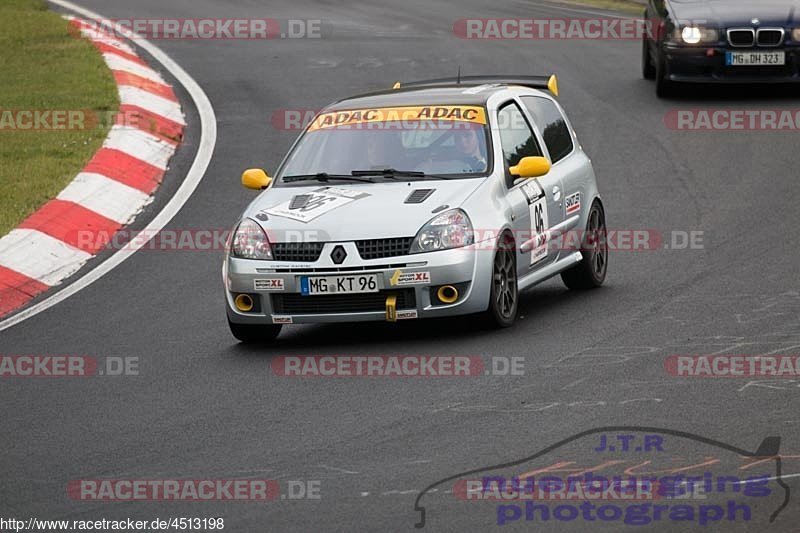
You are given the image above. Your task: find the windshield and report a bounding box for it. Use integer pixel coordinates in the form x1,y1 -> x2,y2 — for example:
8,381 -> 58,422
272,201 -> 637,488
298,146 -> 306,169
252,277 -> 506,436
278,105 -> 491,183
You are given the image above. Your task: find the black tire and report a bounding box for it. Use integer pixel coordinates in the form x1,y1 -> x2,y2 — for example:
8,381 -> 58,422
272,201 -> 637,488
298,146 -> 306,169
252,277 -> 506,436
655,49 -> 673,98
561,201 -> 608,290
228,318 -> 282,343
484,233 -> 518,328
642,34 -> 656,80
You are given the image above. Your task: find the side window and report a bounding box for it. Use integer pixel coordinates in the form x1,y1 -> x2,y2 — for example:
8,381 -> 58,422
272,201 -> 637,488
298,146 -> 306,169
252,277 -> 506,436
497,103 -> 543,182
520,96 -> 574,163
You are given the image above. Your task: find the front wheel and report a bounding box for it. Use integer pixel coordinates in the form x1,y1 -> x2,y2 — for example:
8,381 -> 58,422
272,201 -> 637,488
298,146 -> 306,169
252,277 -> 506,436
655,50 -> 673,98
561,201 -> 608,290
228,318 -> 282,343
484,234 -> 518,328
642,35 -> 656,80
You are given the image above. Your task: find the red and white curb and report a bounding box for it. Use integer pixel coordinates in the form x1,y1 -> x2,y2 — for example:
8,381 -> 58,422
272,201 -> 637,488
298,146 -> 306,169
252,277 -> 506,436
0,16 -> 185,318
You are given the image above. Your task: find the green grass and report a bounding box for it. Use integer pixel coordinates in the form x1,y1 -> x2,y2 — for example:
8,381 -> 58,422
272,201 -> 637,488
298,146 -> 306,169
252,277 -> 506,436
0,0 -> 118,236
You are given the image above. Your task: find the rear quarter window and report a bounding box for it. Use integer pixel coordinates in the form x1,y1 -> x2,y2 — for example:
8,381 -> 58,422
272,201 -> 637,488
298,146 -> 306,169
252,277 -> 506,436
520,96 -> 574,163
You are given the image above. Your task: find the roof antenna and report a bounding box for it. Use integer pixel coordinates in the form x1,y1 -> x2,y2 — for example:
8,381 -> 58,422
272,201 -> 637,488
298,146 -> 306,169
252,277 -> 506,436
457,65 -> 461,85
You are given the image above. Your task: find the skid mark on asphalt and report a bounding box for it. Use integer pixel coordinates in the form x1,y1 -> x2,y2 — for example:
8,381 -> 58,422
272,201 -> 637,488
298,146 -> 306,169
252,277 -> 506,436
738,380 -> 800,393
323,20 -> 435,39
308,56 -> 424,69
429,398 -> 664,415
560,377 -> 588,390
319,465 -> 359,475
549,334 -> 800,368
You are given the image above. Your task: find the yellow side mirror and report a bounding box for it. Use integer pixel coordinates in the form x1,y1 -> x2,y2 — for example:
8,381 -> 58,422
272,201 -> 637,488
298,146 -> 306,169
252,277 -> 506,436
242,168 -> 272,190
509,156 -> 551,179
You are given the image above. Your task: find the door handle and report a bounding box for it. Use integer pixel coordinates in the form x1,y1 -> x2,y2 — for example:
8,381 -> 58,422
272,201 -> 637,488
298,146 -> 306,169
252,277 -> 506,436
552,186 -> 561,201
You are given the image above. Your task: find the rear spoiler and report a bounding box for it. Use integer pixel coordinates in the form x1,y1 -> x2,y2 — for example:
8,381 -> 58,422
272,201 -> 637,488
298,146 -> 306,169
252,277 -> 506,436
391,74 -> 559,97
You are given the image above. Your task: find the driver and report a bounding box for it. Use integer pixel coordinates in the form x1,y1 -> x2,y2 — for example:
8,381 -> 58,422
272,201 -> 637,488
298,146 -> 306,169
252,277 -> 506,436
454,127 -> 487,172
365,131 -> 402,170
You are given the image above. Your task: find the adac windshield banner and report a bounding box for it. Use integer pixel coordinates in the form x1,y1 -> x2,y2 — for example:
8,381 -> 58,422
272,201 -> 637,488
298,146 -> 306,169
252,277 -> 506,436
307,105 -> 487,131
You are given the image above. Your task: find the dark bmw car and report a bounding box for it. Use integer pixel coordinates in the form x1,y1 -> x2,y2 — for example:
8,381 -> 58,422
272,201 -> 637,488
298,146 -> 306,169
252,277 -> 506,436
643,0 -> 800,96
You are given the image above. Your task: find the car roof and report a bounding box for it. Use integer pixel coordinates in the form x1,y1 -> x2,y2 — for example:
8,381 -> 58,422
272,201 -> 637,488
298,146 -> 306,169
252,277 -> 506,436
324,85 -> 521,112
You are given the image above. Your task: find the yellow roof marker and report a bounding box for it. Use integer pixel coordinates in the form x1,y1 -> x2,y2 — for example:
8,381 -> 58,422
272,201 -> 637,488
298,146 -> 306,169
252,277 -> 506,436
547,75 -> 559,97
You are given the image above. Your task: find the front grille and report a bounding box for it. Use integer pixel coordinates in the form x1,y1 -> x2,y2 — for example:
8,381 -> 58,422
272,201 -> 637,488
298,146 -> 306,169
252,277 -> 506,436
272,289 -> 416,314
355,237 -> 414,260
728,29 -> 754,47
263,263 -> 412,274
272,242 -> 324,262
757,28 -> 784,47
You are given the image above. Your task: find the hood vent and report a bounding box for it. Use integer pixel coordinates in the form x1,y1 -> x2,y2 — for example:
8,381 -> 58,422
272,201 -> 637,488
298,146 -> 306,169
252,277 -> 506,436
405,189 -> 435,204
289,194 -> 311,210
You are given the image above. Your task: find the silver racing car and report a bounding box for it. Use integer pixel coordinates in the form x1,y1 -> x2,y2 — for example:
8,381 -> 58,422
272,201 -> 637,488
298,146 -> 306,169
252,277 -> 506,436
224,75 -> 607,342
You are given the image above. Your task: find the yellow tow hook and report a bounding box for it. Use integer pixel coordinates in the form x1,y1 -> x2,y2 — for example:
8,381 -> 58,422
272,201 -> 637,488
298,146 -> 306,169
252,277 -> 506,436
385,294 -> 397,322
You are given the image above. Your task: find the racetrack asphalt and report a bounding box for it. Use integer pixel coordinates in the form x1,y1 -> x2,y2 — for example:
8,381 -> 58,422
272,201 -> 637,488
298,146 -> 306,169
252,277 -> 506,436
2,0 -> 799,531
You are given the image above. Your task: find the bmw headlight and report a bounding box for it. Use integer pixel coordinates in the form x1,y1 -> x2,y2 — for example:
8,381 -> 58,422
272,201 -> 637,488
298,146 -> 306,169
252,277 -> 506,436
410,209 -> 474,253
231,218 -> 273,260
676,26 -> 718,44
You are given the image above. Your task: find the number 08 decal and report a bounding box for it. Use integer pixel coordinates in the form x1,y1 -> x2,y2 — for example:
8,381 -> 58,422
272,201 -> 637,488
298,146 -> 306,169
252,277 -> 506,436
521,180 -> 549,265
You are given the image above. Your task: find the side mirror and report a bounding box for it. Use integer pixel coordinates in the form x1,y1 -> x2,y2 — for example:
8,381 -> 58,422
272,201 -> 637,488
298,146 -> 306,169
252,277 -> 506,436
509,156 -> 551,179
242,168 -> 272,190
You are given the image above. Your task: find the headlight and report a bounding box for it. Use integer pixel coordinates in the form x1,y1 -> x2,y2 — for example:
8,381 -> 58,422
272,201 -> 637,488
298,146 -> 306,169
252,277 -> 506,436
675,26 -> 718,44
410,209 -> 474,253
793,28 -> 800,42
231,218 -> 273,260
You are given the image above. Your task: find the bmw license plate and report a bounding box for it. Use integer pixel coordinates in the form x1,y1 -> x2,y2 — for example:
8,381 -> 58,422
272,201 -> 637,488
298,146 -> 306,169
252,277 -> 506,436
726,51 -> 785,66
300,274 -> 379,295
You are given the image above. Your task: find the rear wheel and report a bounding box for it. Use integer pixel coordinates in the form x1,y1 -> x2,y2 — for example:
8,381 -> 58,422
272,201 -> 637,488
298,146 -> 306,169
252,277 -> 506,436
228,319 -> 282,343
485,234 -> 518,328
561,201 -> 608,290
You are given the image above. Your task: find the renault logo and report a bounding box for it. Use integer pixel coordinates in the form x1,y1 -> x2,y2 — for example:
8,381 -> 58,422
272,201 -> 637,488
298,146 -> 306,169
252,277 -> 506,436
330,245 -> 347,264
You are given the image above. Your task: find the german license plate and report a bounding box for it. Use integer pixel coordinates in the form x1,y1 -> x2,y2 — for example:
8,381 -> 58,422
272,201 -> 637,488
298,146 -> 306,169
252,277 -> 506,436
300,274 -> 379,295
726,51 -> 785,66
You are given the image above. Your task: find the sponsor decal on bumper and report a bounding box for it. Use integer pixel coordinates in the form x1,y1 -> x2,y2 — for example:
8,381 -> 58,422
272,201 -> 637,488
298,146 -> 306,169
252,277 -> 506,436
254,278 -> 284,291
389,269 -> 431,286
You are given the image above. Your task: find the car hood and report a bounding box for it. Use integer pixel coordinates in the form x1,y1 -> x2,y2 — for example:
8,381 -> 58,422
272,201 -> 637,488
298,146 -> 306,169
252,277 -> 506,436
242,179 -> 485,241
669,0 -> 800,26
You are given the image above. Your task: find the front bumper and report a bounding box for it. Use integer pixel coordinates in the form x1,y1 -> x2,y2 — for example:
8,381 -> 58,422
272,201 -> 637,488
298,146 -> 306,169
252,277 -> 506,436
224,241 -> 493,324
664,44 -> 800,83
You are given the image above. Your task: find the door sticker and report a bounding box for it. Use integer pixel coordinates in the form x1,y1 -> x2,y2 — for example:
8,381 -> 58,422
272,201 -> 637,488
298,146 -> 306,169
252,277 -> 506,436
521,180 -> 549,265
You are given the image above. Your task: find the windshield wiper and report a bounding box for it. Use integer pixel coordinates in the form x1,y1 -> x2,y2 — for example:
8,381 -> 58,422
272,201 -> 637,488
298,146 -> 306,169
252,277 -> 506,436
283,173 -> 376,184
350,168 -> 458,180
